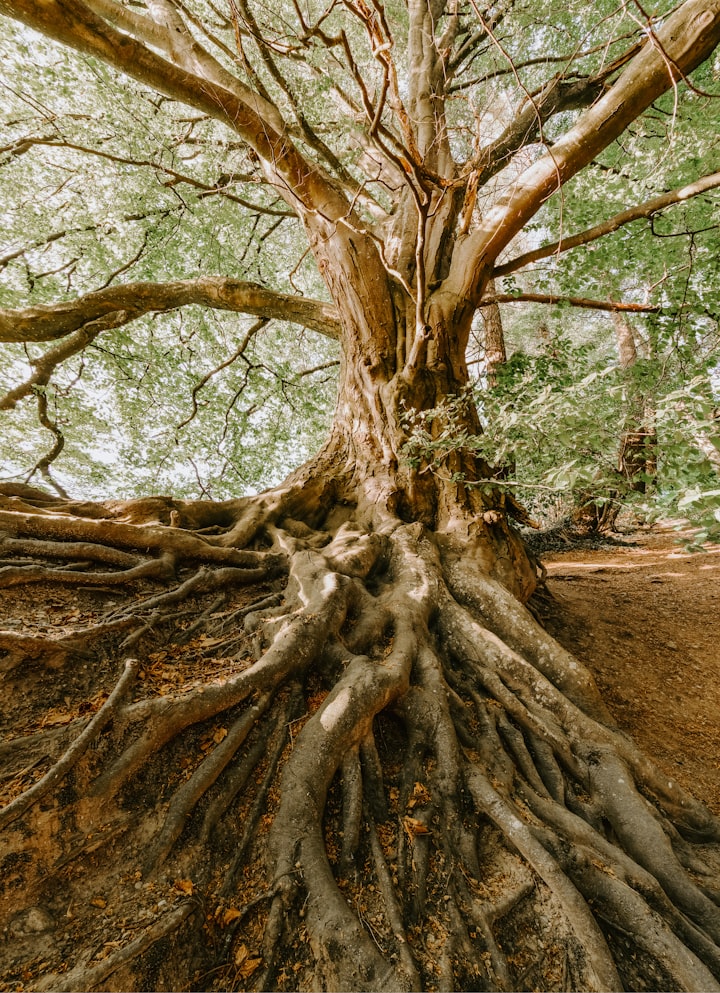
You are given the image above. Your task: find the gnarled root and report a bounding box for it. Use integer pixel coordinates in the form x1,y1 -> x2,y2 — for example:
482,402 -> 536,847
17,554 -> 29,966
0,484 -> 719,992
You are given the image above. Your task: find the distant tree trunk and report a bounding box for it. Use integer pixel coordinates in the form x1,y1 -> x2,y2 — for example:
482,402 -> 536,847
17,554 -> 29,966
481,280 -> 507,389
614,311 -> 657,496
573,312 -> 657,533
477,283 -> 527,510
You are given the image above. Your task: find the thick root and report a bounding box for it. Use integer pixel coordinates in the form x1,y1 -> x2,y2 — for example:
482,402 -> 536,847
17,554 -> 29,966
1,487 -> 719,992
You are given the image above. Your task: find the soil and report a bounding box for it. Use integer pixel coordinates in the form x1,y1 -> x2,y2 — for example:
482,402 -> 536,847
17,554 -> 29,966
540,522 -> 720,816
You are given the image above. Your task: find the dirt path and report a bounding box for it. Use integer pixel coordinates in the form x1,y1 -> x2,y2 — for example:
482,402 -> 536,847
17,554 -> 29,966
541,524 -> 720,814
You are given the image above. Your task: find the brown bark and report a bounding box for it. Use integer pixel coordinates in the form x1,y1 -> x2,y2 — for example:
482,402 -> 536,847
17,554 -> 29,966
480,279 -> 507,390
613,312 -> 657,496
439,1 -> 720,311
485,293 -> 658,313
0,278 -> 341,345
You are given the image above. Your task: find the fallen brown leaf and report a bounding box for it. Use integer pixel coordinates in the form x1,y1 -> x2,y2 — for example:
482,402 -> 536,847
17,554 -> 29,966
234,943 -> 262,977
407,781 -> 431,809
403,815 -> 430,838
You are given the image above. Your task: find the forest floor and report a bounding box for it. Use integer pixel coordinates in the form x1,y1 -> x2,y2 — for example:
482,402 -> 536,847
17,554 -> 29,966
540,521 -> 720,816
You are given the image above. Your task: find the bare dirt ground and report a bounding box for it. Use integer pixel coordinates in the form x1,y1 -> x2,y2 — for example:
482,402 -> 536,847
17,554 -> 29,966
541,522 -> 720,815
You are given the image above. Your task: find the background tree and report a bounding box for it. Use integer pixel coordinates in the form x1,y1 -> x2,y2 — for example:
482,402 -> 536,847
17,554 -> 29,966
1,2 -> 720,990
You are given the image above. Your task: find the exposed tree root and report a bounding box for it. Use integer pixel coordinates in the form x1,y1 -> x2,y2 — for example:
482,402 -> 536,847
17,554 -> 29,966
0,659 -> 139,832
1,483 -> 720,992
32,903 -> 197,993
145,690 -> 275,873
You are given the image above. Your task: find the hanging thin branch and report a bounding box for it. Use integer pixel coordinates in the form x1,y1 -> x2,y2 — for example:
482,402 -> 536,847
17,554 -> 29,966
175,318 -> 268,430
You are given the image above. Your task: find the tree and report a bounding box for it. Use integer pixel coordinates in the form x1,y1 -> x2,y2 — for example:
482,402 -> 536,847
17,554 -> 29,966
1,1 -> 720,990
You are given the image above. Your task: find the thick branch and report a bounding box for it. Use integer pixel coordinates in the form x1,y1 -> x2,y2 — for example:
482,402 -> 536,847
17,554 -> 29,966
471,69 -> 618,189
495,170 -> 720,277
0,277 -> 340,344
84,0 -> 286,134
440,0 -> 720,307
0,312 -> 127,411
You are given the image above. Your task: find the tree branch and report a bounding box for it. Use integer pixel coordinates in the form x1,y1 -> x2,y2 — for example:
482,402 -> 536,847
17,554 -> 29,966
0,311 -> 128,410
84,0 -> 286,134
480,293 -> 659,313
0,223 -> 95,270
230,0 -> 367,201
0,277 -> 341,344
175,318 -> 267,431
449,31 -> 642,91
440,0 -> 720,307
460,18 -> 643,189
5,135 -> 292,217
30,390 -> 71,497
0,0 -> 349,221
494,170 -> 720,276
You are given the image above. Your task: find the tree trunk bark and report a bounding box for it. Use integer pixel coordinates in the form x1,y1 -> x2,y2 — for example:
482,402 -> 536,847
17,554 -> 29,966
481,279 -> 508,390
614,312 -> 656,497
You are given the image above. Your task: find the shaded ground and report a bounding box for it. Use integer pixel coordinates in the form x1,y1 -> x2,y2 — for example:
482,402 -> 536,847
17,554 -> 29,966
541,523 -> 720,815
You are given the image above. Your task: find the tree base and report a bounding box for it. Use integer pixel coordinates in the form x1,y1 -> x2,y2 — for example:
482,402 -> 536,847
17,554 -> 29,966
1,481 -> 719,992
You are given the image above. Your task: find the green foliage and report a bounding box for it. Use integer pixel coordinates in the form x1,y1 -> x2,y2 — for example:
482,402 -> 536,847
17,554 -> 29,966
404,320 -> 720,540
648,376 -> 720,545
0,18 -> 337,498
0,313 -> 337,499
404,331 -> 625,517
